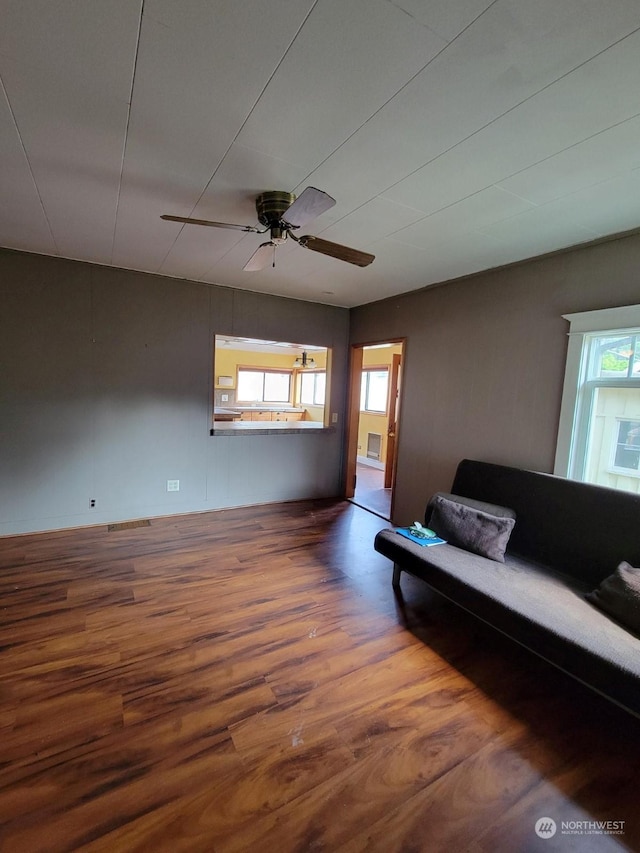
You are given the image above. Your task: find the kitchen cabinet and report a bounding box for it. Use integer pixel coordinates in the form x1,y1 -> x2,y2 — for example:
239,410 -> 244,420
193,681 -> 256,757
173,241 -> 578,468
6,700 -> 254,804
239,410 -> 304,422
274,412 -> 304,421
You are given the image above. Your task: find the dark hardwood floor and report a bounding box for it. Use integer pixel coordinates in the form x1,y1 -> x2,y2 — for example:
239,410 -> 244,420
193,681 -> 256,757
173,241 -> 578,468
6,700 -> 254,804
1,499 -> 639,852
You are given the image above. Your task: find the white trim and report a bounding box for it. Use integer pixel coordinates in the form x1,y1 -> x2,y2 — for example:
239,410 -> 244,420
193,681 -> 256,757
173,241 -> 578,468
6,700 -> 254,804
562,304 -> 640,334
608,467 -> 640,479
554,304 -> 640,477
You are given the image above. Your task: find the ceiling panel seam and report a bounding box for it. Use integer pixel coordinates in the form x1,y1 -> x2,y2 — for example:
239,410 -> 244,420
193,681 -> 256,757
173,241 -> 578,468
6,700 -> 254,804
491,110 -> 640,197
374,23 -> 640,211
110,0 -> 145,266
316,23 -> 640,243
0,71 -> 58,254
376,109 -> 640,245
157,0 -> 321,277
291,0 -> 502,196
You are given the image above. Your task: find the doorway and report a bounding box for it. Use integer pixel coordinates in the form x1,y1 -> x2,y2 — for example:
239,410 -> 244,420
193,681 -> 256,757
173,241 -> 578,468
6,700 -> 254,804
345,340 -> 404,520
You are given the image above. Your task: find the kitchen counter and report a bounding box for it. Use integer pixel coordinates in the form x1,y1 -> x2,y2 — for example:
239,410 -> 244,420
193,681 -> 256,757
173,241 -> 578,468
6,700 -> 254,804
211,420 -> 331,436
213,407 -> 242,421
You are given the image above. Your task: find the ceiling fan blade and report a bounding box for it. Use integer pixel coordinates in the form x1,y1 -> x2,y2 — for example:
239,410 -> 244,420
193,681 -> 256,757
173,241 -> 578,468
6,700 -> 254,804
243,242 -> 276,272
161,214 -> 257,232
298,235 -> 375,267
282,187 -> 336,228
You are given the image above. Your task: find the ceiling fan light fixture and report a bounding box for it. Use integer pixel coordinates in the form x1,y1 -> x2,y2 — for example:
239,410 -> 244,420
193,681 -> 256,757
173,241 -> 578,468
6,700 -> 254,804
293,351 -> 316,369
269,225 -> 287,245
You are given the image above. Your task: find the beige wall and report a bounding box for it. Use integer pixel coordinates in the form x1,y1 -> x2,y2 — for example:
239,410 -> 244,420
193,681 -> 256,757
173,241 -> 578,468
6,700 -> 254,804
350,231 -> 640,524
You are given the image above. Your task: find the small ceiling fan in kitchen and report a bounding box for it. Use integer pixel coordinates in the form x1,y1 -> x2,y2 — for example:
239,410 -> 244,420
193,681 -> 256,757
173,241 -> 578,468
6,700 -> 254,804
161,187 -> 375,271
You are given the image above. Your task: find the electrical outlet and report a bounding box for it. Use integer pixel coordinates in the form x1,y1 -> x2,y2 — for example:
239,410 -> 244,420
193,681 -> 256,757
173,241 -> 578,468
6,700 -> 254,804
90,499 -> 96,508
331,412 -> 338,424
167,480 -> 180,492
221,394 -> 229,402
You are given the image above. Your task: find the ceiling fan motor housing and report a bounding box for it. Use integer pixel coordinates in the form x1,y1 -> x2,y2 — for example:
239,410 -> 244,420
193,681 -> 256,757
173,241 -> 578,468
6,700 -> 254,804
255,191 -> 296,228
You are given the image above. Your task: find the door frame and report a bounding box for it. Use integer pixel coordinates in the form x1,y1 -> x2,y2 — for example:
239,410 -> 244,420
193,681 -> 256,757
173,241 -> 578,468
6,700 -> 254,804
344,338 -> 406,520
384,352 -> 402,489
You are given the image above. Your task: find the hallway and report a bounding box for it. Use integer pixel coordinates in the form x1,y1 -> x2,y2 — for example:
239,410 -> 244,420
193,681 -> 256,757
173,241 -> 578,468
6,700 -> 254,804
352,461 -> 392,519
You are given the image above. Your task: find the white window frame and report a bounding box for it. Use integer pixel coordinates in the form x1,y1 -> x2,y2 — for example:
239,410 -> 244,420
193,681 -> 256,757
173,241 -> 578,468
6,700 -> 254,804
299,370 -> 326,406
554,304 -> 640,480
360,367 -> 389,414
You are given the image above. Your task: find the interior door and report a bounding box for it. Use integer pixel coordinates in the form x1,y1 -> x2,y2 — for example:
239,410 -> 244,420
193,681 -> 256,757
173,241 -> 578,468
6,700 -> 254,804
384,352 -> 401,489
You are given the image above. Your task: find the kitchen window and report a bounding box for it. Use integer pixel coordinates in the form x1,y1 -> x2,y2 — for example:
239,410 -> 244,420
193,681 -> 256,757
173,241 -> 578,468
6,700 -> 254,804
237,369 -> 292,404
300,371 -> 326,406
360,368 -> 388,414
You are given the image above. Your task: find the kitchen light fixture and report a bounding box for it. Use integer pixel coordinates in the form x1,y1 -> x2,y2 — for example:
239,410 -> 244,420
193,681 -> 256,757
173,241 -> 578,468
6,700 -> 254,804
293,351 -> 316,369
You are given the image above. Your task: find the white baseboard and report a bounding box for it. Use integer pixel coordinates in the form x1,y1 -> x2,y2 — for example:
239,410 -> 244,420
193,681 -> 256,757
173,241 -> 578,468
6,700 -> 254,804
357,455 -> 385,471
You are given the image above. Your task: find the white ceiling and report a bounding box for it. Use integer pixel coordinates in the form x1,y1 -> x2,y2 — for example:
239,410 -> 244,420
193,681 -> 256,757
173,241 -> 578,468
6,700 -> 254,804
216,336 -> 325,354
2,1 -> 640,308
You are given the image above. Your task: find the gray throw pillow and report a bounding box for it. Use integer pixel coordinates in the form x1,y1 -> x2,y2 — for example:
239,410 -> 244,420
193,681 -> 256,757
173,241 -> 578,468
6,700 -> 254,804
427,491 -> 517,524
429,494 -> 516,563
586,561 -> 640,636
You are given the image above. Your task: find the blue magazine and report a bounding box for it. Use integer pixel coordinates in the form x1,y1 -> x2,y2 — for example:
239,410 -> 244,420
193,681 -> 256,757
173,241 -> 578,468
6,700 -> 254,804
395,528 -> 447,547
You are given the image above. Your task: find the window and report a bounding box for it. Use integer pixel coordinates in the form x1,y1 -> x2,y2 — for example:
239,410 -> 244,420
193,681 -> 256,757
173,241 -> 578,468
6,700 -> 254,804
612,420 -> 640,473
360,368 -> 388,413
237,369 -> 291,403
300,371 -> 326,406
555,305 -> 640,492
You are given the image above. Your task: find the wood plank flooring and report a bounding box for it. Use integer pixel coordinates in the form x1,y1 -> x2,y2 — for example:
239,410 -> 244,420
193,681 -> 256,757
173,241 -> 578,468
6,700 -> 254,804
1,499 -> 639,852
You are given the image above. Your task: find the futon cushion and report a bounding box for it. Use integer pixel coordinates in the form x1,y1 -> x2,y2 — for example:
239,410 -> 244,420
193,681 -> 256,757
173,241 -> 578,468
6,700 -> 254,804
429,493 -> 516,563
586,561 -> 640,636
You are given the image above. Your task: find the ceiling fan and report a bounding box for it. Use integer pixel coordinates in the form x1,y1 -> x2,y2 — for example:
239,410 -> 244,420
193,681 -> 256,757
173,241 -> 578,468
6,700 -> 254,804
161,187 -> 375,271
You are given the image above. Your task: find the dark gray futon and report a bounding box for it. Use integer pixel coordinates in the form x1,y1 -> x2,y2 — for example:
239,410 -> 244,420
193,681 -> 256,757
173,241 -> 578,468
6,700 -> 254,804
374,459 -> 640,717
